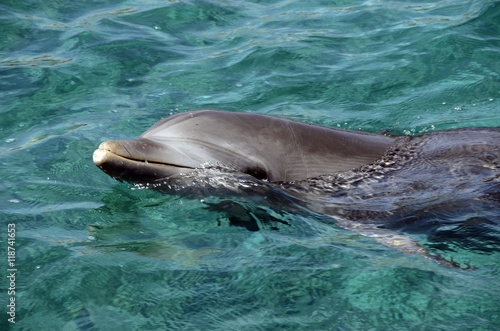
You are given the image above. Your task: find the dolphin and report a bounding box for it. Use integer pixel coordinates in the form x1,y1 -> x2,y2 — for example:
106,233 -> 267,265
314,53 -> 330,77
93,109 -> 395,183
93,109 -> 500,269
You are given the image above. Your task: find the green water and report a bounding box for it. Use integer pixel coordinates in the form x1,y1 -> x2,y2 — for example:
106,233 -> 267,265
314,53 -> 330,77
1,0 -> 500,330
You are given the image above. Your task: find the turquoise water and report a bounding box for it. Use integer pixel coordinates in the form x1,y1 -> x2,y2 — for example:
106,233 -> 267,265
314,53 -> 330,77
1,0 -> 500,329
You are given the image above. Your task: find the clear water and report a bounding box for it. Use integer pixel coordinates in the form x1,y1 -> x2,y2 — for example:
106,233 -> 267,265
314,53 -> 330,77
1,0 -> 500,330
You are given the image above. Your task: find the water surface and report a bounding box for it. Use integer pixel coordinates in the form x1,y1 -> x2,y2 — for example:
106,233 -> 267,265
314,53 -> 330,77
1,0 -> 500,330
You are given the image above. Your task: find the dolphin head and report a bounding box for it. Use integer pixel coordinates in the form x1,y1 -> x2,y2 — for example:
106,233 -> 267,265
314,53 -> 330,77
93,109 -> 395,187
93,110 -> 279,184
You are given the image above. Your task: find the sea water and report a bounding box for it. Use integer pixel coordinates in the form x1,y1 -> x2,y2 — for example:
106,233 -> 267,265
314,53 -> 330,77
1,0 -> 499,330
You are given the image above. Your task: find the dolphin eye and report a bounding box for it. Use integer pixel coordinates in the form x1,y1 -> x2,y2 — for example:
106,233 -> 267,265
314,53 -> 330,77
245,166 -> 268,180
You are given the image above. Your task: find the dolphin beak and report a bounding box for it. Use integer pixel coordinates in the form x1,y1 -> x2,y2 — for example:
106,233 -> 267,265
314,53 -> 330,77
93,140 -> 141,168
93,140 -> 195,183
92,147 -> 110,166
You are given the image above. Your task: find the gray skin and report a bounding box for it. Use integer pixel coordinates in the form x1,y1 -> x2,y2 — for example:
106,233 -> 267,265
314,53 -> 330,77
93,109 -> 500,269
93,109 -> 395,183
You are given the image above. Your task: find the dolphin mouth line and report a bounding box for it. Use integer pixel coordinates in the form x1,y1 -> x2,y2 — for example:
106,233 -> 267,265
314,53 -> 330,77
93,148 -> 195,169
